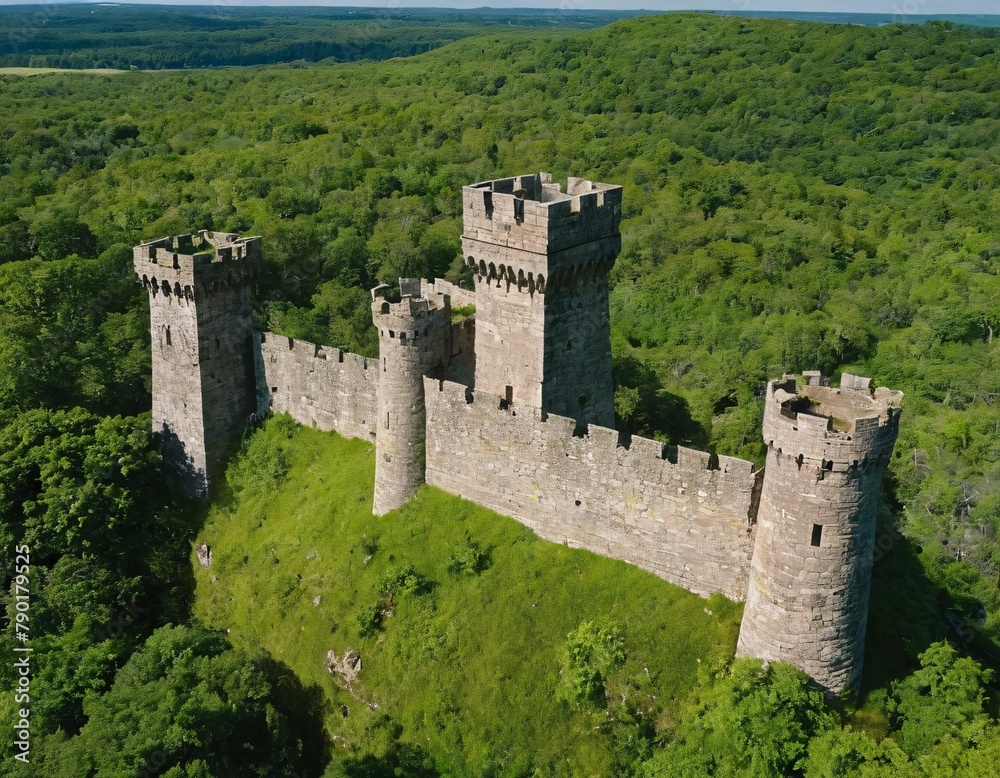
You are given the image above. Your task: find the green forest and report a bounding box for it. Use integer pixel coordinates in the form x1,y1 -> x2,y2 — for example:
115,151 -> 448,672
2,7 -> 1000,776
0,5 -> 642,70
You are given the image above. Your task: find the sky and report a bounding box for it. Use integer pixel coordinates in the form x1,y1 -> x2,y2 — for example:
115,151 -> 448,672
1,0 -> 998,13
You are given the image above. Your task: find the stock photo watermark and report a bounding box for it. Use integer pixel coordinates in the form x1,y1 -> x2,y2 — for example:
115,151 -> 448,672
11,544 -> 31,765
6,1 -> 64,55
892,0 -> 930,23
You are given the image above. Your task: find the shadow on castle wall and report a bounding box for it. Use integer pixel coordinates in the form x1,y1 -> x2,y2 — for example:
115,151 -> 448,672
154,423 -> 207,499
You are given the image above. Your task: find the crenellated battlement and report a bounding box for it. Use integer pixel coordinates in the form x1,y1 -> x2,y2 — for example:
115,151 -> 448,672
762,373 -> 903,471
133,231 -> 260,301
462,172 -> 622,287
419,278 -> 476,309
370,279 -> 452,343
256,332 -> 376,442
429,377 -> 757,479
463,173 -> 623,253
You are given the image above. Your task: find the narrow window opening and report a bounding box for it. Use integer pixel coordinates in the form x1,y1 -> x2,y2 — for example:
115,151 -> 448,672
385,412 -> 390,430
165,326 -> 172,346
811,524 -> 823,548
500,385 -> 514,411
513,197 -> 525,223
383,357 -> 387,372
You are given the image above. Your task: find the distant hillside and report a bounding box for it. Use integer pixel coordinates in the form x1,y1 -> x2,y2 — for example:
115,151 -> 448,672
714,11 -> 1000,27
0,4 -> 646,69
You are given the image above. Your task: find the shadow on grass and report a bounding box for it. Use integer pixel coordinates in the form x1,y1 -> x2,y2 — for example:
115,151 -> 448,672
861,505 -> 945,699
256,654 -> 333,776
613,351 -> 709,449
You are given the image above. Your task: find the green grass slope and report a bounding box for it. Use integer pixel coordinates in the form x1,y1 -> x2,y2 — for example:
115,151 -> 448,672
193,416 -> 742,775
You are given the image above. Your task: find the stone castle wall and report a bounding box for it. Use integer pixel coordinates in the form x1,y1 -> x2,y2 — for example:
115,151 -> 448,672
256,333 -> 377,442
147,283 -> 207,488
420,278 -> 476,309
423,378 -> 760,600
136,178 -> 903,696
463,174 -> 621,427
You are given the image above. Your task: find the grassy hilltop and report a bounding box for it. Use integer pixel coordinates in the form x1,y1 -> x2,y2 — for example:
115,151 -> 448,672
1,10 -> 1000,775
194,418 -> 741,775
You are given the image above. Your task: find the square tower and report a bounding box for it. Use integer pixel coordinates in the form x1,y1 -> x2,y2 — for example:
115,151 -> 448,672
134,231 -> 260,496
462,173 -> 622,428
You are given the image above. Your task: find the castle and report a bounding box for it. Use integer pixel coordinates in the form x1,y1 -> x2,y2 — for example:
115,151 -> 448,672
133,172 -> 903,695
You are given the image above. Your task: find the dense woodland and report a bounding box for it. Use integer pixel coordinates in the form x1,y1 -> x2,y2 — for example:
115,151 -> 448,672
0,5 -> 642,70
2,8 -> 1000,776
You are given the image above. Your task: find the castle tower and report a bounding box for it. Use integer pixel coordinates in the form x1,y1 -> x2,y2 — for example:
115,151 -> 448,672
462,173 -> 622,428
371,280 -> 452,515
736,373 -> 903,694
133,231 -> 260,497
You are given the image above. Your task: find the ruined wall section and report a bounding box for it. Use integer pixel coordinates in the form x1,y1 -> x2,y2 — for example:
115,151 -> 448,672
256,333 -> 376,441
737,375 -> 903,694
424,378 -> 758,600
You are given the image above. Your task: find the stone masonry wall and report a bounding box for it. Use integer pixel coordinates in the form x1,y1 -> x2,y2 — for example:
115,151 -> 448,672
197,283 -> 257,482
738,454 -> 885,693
371,293 -> 452,515
471,269 -> 546,409
256,332 -> 377,442
147,284 -> 207,490
424,378 -> 759,600
420,278 -> 476,309
463,174 -> 622,421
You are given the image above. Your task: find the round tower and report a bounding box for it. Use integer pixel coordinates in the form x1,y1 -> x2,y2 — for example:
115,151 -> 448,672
736,373 -> 903,694
371,280 -> 452,516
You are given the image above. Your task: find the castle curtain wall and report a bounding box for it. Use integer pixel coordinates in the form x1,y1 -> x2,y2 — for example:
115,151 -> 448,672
256,333 -> 377,441
423,378 -> 759,601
